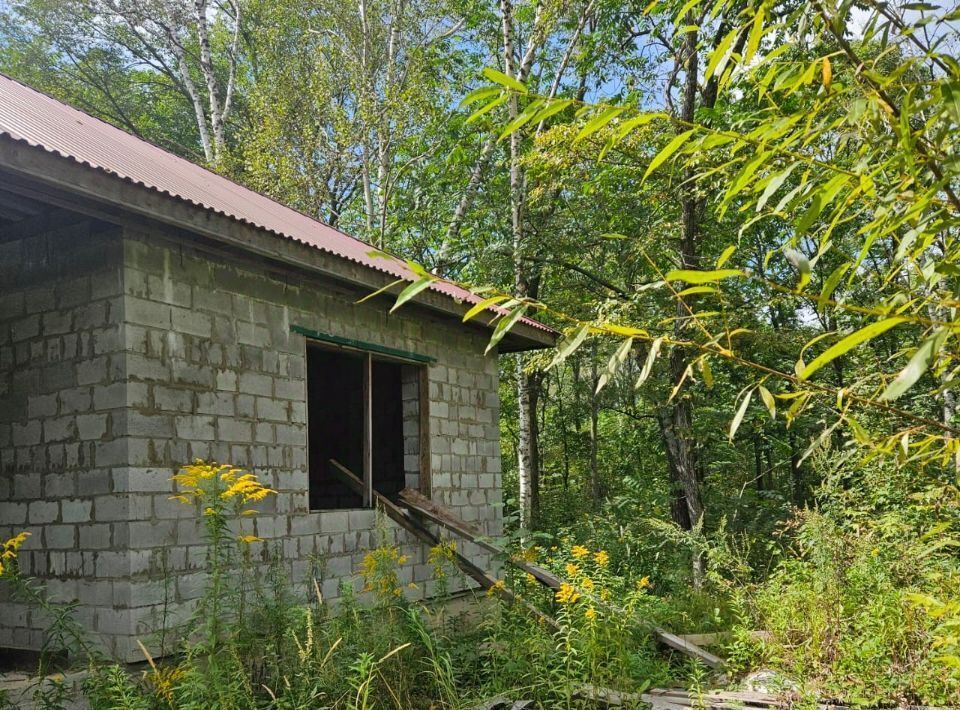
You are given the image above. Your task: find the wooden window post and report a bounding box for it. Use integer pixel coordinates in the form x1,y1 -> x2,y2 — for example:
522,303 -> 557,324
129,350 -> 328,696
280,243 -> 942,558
363,353 -> 373,507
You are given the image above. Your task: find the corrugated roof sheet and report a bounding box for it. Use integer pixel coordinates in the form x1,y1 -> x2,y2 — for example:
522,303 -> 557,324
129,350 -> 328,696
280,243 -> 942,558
0,73 -> 553,337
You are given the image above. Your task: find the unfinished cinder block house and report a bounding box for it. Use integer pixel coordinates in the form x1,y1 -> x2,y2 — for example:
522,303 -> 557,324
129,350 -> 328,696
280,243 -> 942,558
0,74 -> 553,661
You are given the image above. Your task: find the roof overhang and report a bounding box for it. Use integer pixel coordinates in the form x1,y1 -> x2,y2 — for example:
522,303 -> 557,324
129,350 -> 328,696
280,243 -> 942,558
0,135 -> 555,352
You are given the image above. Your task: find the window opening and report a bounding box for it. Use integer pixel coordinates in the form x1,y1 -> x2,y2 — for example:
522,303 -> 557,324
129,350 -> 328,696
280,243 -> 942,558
307,343 -> 425,511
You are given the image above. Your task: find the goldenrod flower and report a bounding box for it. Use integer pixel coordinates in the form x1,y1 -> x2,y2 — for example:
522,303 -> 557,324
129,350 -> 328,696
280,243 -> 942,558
171,461 -> 275,514
571,545 -> 589,559
637,576 -> 651,590
487,579 -> 506,597
555,582 -> 580,604
593,550 -> 609,566
585,606 -> 597,621
565,562 -> 580,578
581,576 -> 595,591
0,531 -> 30,576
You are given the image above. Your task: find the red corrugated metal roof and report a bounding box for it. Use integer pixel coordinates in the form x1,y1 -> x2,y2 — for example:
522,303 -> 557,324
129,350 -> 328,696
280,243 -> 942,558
0,73 -> 553,338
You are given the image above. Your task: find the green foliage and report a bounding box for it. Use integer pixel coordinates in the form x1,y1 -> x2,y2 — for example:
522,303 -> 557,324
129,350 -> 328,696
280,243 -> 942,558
727,468 -> 960,704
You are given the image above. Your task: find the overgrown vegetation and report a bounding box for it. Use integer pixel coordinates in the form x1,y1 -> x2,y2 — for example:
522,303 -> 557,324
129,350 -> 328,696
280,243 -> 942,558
2,0 -> 960,705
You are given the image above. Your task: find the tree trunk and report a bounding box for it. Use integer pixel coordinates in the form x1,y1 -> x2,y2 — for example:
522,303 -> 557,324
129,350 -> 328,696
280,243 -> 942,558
658,13 -> 705,586
589,348 -> 601,505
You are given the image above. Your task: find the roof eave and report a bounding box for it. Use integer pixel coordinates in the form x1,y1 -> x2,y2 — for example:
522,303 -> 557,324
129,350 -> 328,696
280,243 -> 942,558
0,137 -> 557,352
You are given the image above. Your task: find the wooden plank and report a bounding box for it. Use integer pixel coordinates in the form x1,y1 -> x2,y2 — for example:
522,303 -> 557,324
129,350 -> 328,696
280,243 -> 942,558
398,487 -> 564,590
678,631 -> 771,646
362,355 -> 373,508
330,459 -> 364,498
418,365 -> 431,495
652,628 -> 724,670
329,459 -> 559,632
396,486 -> 722,669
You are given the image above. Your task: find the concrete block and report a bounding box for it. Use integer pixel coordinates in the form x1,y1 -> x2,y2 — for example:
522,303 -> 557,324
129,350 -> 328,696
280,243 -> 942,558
320,511 -> 349,534
0,501 -> 28,524
61,499 -> 93,523
28,500 -> 59,524
27,393 -> 58,418
217,418 -> 251,442
239,372 -> 272,397
174,415 -> 215,441
45,524 -> 76,548
154,386 -> 193,413
76,413 -> 108,440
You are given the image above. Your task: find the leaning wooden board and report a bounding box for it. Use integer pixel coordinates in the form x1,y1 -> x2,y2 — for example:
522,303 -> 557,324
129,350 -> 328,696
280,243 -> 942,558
397,483 -> 723,669
329,460 -> 560,631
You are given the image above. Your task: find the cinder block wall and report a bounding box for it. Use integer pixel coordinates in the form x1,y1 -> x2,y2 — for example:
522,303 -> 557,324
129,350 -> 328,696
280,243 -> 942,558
0,222 -> 135,658
1,221 -> 504,662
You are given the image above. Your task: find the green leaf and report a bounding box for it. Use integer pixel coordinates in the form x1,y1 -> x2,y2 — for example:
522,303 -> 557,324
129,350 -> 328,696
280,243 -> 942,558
614,113 -> 660,141
528,99 -> 573,126
756,163 -> 799,213
597,337 -> 634,393
665,268 -> 744,283
729,388 -> 754,441
549,324 -> 590,369
942,82 -> 960,125
676,285 -> 717,297
636,337 -> 663,388
799,317 -> 908,381
758,385 -> 776,418
485,305 -> 529,355
481,67 -> 526,94
466,94 -> 508,124
817,262 -> 850,309
462,295 -> 511,322
744,4 -> 765,65
879,329 -> 949,401
356,278 -> 405,304
642,130 -> 695,183
705,26 -> 738,82
459,86 -> 500,108
574,107 -> 626,144
390,277 -> 433,313
716,245 -> 737,268
498,99 -> 544,141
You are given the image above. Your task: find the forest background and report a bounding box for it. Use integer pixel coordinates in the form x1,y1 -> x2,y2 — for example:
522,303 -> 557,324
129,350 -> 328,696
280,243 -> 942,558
1,0 -> 960,705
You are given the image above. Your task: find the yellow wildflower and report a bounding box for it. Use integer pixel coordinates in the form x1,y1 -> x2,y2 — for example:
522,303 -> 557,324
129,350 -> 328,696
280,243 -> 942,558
565,562 -> 580,578
555,582 -> 580,604
593,550 -> 609,566
585,606 -> 597,621
171,461 -> 275,512
581,576 -> 595,591
571,545 -> 589,559
0,532 -> 30,576
487,579 -> 506,597
637,576 -> 651,590
238,535 -> 261,544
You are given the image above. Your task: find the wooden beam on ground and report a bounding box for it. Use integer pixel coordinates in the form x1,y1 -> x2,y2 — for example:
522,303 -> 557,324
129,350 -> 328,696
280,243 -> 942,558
653,628 -> 724,670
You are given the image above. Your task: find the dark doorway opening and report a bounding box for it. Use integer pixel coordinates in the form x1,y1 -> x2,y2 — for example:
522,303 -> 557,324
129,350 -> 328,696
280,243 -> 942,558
307,344 -> 422,510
